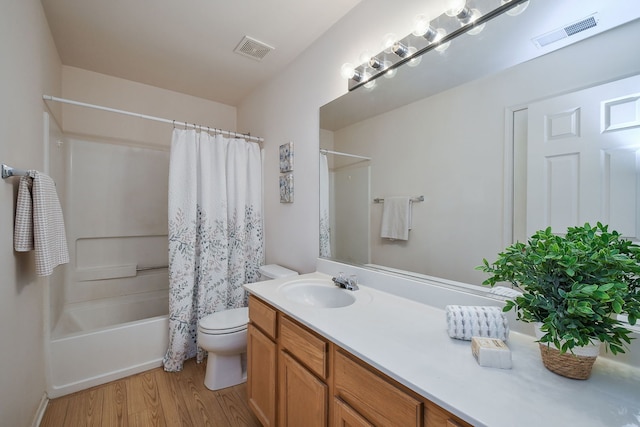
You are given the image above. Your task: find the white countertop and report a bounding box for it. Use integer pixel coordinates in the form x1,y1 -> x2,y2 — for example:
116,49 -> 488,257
245,272 -> 640,427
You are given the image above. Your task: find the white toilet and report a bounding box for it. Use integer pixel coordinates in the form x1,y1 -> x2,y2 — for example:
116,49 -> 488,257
197,264 -> 298,390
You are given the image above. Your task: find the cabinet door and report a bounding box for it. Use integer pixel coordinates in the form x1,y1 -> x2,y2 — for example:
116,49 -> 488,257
279,351 -> 328,427
247,324 -> 277,427
333,397 -> 374,427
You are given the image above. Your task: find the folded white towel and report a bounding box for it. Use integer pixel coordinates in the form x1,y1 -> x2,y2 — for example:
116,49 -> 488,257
14,172 -> 69,276
380,196 -> 411,240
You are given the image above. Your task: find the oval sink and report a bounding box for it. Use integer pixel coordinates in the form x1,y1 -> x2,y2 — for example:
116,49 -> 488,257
279,280 -> 356,308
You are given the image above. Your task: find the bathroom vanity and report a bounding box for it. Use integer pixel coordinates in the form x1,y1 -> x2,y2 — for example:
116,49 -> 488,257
244,269 -> 640,427
247,294 -> 470,427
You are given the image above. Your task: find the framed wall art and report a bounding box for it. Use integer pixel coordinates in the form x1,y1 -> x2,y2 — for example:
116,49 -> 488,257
279,173 -> 294,203
279,142 -> 293,173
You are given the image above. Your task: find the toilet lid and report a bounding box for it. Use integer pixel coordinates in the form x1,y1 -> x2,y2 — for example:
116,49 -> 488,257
199,307 -> 248,334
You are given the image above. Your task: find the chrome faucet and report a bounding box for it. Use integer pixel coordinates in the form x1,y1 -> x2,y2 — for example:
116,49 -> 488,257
332,272 -> 359,291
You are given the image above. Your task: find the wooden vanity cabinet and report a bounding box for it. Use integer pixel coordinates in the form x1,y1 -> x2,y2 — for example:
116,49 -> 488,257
247,296 -> 278,427
247,295 -> 472,427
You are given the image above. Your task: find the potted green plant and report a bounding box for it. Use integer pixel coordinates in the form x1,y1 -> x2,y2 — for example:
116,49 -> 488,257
478,222 -> 640,379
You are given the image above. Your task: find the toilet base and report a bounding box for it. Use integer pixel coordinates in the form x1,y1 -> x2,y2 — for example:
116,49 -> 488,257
204,352 -> 247,391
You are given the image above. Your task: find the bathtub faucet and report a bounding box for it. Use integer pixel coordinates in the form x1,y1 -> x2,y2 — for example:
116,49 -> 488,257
332,273 -> 359,291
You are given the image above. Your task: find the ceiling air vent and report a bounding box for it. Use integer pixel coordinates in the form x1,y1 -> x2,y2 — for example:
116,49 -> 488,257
234,36 -> 274,61
532,14 -> 598,48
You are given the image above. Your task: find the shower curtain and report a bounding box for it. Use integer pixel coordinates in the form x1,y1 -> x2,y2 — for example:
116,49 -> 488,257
319,153 -> 331,258
164,129 -> 264,372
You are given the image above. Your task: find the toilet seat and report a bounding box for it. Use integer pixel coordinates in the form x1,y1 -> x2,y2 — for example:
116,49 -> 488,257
199,307 -> 248,334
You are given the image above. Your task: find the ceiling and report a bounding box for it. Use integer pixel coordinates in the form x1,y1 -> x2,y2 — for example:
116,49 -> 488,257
41,0 -> 361,106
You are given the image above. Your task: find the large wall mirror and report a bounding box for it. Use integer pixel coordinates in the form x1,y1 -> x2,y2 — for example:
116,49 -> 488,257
319,0 -> 640,291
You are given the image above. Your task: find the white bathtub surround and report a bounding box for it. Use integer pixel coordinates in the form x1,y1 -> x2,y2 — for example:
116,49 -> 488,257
165,129 -> 264,371
48,314 -> 168,398
245,267 -> 640,427
47,290 -> 169,397
51,290 -> 168,337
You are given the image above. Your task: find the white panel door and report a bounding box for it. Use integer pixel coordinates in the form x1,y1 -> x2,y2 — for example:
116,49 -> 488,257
527,74 -> 640,239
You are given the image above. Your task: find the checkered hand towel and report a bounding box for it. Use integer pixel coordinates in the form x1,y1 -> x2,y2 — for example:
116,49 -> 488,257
14,171 -> 69,276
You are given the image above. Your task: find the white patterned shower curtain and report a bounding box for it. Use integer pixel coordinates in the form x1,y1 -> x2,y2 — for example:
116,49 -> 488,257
163,129 -> 264,372
319,152 -> 331,258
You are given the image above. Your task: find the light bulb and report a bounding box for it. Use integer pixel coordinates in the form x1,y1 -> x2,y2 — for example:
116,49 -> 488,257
340,63 -> 356,80
468,23 -> 486,35
384,64 -> 397,79
466,9 -> 485,35
359,51 -> 372,66
502,0 -> 529,16
445,0 -> 467,17
434,29 -> 451,52
363,71 -> 376,89
381,33 -> 397,53
407,47 -> 421,67
412,14 -> 430,37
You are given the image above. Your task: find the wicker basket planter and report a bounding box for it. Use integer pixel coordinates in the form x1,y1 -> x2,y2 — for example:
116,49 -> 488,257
535,323 -> 601,380
538,344 -> 598,380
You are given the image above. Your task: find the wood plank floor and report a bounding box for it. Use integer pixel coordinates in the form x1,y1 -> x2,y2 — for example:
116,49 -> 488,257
40,358 -> 262,427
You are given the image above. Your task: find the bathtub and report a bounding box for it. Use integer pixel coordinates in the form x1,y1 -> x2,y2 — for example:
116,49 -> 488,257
47,290 -> 169,398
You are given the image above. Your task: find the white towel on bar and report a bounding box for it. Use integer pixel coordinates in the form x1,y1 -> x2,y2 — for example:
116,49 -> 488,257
14,171 -> 69,276
380,196 -> 411,241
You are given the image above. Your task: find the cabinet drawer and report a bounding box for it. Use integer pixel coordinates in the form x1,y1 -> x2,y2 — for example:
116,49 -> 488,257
280,316 -> 328,379
334,350 -> 421,427
249,295 -> 277,339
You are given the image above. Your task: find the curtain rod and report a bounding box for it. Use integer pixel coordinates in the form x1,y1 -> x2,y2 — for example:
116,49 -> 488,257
319,148 -> 371,161
42,95 -> 264,143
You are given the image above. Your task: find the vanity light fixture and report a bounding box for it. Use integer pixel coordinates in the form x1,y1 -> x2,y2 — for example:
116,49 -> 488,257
341,0 -> 530,91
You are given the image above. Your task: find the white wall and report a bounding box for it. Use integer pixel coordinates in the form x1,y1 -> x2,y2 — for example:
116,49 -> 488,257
238,0 -> 435,274
0,1 -> 61,426
61,66 -> 237,147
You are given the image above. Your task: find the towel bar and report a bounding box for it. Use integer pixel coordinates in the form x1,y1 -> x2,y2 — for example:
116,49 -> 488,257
2,164 -> 30,179
373,195 -> 424,203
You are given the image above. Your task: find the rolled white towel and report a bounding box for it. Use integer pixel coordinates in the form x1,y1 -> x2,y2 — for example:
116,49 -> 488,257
445,305 -> 509,341
488,286 -> 523,300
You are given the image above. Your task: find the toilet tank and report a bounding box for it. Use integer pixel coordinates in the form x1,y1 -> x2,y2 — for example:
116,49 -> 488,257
258,264 -> 298,281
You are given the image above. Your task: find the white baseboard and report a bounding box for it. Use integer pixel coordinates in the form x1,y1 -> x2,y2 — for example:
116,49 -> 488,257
31,393 -> 49,427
